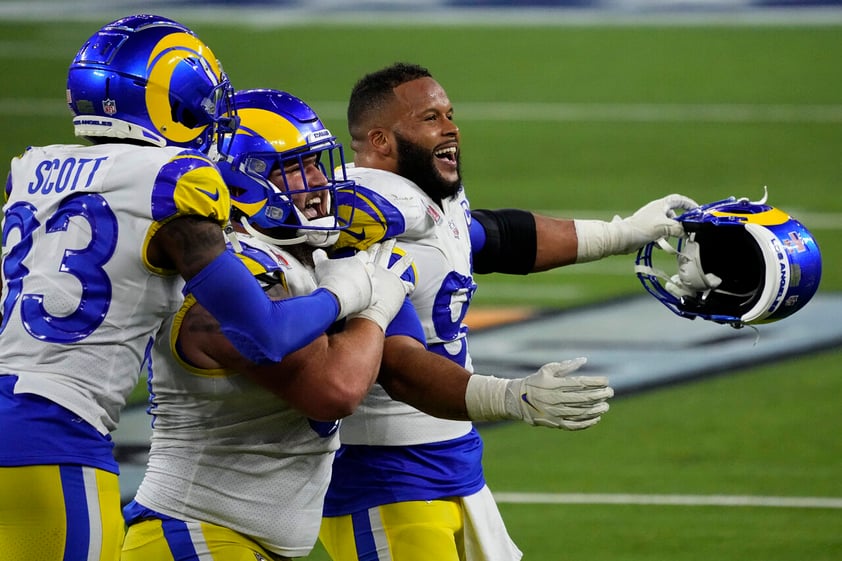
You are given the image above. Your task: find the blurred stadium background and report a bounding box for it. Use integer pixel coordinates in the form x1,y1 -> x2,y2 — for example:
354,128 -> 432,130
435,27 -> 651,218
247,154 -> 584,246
1,1 -> 840,559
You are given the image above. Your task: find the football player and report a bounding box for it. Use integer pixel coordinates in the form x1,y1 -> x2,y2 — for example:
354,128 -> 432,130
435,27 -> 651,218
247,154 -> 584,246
121,89 -> 413,561
0,18 -> 393,560
318,62 -> 699,561
121,88 -> 613,561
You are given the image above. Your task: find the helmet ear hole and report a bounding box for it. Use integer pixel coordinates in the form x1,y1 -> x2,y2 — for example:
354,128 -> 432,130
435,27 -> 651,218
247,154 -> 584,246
171,99 -> 199,129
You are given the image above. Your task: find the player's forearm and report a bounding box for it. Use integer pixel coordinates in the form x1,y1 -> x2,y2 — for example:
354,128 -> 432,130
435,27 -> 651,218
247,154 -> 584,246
532,214 -> 578,271
239,318 -> 383,420
378,337 -> 471,420
303,318 -> 384,418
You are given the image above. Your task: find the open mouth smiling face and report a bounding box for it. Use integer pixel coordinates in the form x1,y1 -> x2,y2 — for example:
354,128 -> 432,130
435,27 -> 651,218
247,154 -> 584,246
392,76 -> 461,190
299,190 -> 329,220
434,144 -> 458,179
270,154 -> 331,220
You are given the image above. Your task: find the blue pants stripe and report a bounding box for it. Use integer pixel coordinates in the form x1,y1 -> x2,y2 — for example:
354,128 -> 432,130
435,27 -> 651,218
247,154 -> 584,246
161,518 -> 201,561
352,509 -> 380,561
60,465 -> 90,561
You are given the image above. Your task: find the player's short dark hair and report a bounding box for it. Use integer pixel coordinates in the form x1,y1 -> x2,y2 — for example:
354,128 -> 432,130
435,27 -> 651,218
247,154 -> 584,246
347,62 -> 432,135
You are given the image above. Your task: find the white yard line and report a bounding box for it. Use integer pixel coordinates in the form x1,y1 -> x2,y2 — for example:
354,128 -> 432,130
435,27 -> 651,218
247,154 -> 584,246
450,102 -> 842,124
493,492 -> 842,509
313,101 -> 842,124
3,4 -> 842,27
533,209 -> 842,230
5,99 -> 842,125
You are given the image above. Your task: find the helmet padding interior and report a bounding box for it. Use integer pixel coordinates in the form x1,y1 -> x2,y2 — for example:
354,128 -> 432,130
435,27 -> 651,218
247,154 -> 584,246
684,223 -> 765,318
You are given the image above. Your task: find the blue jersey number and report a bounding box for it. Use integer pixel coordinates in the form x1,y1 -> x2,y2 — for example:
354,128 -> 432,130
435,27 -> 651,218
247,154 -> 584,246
428,270 -> 476,367
1,193 -> 118,342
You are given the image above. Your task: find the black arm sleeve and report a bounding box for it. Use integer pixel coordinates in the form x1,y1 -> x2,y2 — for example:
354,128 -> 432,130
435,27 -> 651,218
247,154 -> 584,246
471,208 -> 537,275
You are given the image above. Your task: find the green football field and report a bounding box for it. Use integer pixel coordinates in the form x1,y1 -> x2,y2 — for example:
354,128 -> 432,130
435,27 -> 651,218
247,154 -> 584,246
2,14 -> 840,560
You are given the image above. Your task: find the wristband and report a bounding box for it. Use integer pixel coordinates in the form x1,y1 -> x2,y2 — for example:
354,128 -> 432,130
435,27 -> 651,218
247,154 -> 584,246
573,219 -> 613,263
465,374 -> 518,422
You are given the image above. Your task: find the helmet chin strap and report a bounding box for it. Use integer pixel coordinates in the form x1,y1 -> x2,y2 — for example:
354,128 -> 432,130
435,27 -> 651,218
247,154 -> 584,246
298,228 -> 340,248
237,189 -> 341,248
224,221 -> 244,253
672,235 -> 723,297
750,185 -> 768,205
290,196 -> 340,248
238,215 -> 340,248
296,211 -> 340,248
634,236 -> 723,301
239,216 -> 308,246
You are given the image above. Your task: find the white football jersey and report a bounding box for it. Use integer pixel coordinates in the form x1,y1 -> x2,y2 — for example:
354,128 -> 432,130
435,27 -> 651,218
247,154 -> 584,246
334,166 -> 475,446
133,235 -> 338,558
0,143 -> 229,434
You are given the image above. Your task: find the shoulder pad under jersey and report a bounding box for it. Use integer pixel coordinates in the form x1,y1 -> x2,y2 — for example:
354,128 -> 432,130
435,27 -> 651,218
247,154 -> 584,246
228,235 -> 295,294
151,148 -> 230,227
232,235 -> 287,276
334,167 -> 435,251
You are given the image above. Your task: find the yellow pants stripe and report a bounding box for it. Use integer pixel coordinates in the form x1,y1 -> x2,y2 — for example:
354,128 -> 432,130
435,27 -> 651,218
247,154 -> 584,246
320,499 -> 465,561
0,464 -> 123,561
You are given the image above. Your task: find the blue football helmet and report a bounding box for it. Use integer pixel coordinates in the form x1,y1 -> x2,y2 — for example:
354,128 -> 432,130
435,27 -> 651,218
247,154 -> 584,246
216,89 -> 355,247
67,14 -> 237,154
635,192 -> 822,328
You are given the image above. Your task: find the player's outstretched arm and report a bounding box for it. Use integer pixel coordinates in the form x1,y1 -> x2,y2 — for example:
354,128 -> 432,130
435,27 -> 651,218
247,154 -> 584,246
573,194 -> 699,263
378,338 -> 613,430
378,335 -> 473,420
471,194 -> 697,273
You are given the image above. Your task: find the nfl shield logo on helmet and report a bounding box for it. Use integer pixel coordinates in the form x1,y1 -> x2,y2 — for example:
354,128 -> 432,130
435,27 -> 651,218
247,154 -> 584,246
102,99 -> 117,115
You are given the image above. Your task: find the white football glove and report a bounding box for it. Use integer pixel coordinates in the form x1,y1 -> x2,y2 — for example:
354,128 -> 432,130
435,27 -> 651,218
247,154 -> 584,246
574,194 -> 699,262
312,246 -> 376,320
465,357 -> 614,430
348,239 -> 415,331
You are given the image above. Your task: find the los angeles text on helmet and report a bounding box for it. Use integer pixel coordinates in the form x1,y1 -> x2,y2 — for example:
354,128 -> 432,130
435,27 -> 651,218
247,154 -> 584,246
767,235 -> 791,318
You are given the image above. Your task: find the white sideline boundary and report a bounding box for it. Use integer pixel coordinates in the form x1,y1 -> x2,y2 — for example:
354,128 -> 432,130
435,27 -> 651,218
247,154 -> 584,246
493,492 -> 842,509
